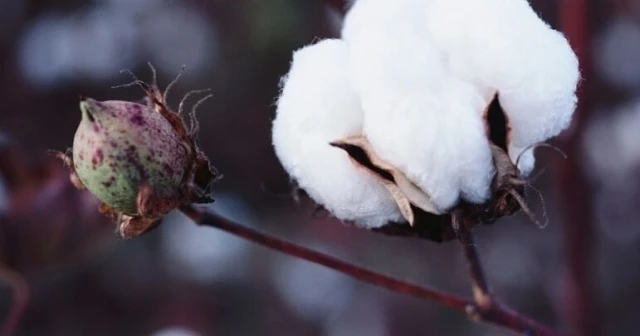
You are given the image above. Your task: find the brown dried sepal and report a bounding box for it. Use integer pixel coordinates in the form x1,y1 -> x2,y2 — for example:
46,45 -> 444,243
130,65 -> 221,204
329,134 -> 527,242
49,149 -> 85,190
330,136 -> 443,227
351,94 -> 531,242
371,144 -> 526,242
119,216 -> 162,238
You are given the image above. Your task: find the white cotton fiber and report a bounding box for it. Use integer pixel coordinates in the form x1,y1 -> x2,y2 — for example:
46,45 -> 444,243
344,11 -> 494,210
341,0 -> 495,211
342,0 -> 430,44
426,0 -> 580,174
359,76 -> 495,211
272,39 -> 403,228
345,19 -> 447,98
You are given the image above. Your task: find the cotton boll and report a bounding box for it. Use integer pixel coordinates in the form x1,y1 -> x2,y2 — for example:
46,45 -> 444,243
272,39 -> 403,228
344,8 -> 493,211
427,0 -> 580,175
361,77 -> 495,211
349,32 -> 493,209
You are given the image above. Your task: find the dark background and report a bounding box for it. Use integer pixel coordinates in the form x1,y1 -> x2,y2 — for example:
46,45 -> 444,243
1,0 -> 639,335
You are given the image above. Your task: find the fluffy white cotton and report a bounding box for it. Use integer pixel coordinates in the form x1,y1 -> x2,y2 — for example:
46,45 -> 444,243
359,77 -> 495,210
345,21 -> 446,98
426,0 -> 580,175
272,39 -> 403,228
342,0 -> 430,44
273,0 -> 580,226
345,9 -> 494,210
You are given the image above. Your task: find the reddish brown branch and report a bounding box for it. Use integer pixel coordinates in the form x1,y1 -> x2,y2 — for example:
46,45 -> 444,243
0,267 -> 29,336
460,233 -> 492,309
460,230 -> 559,336
558,0 -> 597,335
179,205 -> 467,310
179,205 -> 562,336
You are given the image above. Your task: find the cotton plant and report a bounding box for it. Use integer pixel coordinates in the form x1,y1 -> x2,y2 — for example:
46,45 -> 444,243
272,0 -> 580,240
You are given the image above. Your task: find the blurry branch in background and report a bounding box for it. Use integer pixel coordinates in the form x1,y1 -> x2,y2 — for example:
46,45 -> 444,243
558,0 -> 597,335
0,142 -> 111,336
0,268 -> 29,336
324,0 -> 348,13
180,204 -> 562,336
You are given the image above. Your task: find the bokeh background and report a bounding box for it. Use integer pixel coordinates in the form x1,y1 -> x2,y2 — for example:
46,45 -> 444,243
0,0 -> 638,335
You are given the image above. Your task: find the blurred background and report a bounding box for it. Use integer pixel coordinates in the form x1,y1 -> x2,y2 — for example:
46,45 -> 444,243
0,0 -> 637,335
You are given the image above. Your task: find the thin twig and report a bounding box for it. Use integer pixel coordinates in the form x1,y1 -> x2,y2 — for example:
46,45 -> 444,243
0,267 -> 29,336
460,232 -> 492,309
179,204 -> 562,336
459,227 -> 559,336
179,205 -> 467,310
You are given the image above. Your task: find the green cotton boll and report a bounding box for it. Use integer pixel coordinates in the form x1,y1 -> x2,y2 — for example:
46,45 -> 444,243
72,98 -> 188,215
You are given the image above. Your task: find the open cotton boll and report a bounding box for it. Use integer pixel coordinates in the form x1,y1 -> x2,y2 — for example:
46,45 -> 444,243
426,0 -> 580,175
272,39 -> 403,228
344,12 -> 493,211
347,31 -> 494,210
361,78 -> 495,211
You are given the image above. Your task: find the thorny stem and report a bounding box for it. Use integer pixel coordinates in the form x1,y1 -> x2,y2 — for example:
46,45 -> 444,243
179,204 -> 563,336
0,267 -> 29,336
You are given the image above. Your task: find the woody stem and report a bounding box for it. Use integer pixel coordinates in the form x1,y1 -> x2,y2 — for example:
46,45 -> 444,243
0,267 -> 30,336
179,204 -> 562,336
455,214 -> 561,336
460,231 -> 492,309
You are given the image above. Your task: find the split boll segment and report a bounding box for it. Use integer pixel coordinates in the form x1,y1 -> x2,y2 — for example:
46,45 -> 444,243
272,0 -> 580,240
272,39 -> 404,229
54,65 -> 220,238
425,0 -> 581,175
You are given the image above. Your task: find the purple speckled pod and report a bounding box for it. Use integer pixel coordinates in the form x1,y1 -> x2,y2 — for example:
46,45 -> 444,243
72,98 -> 187,215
